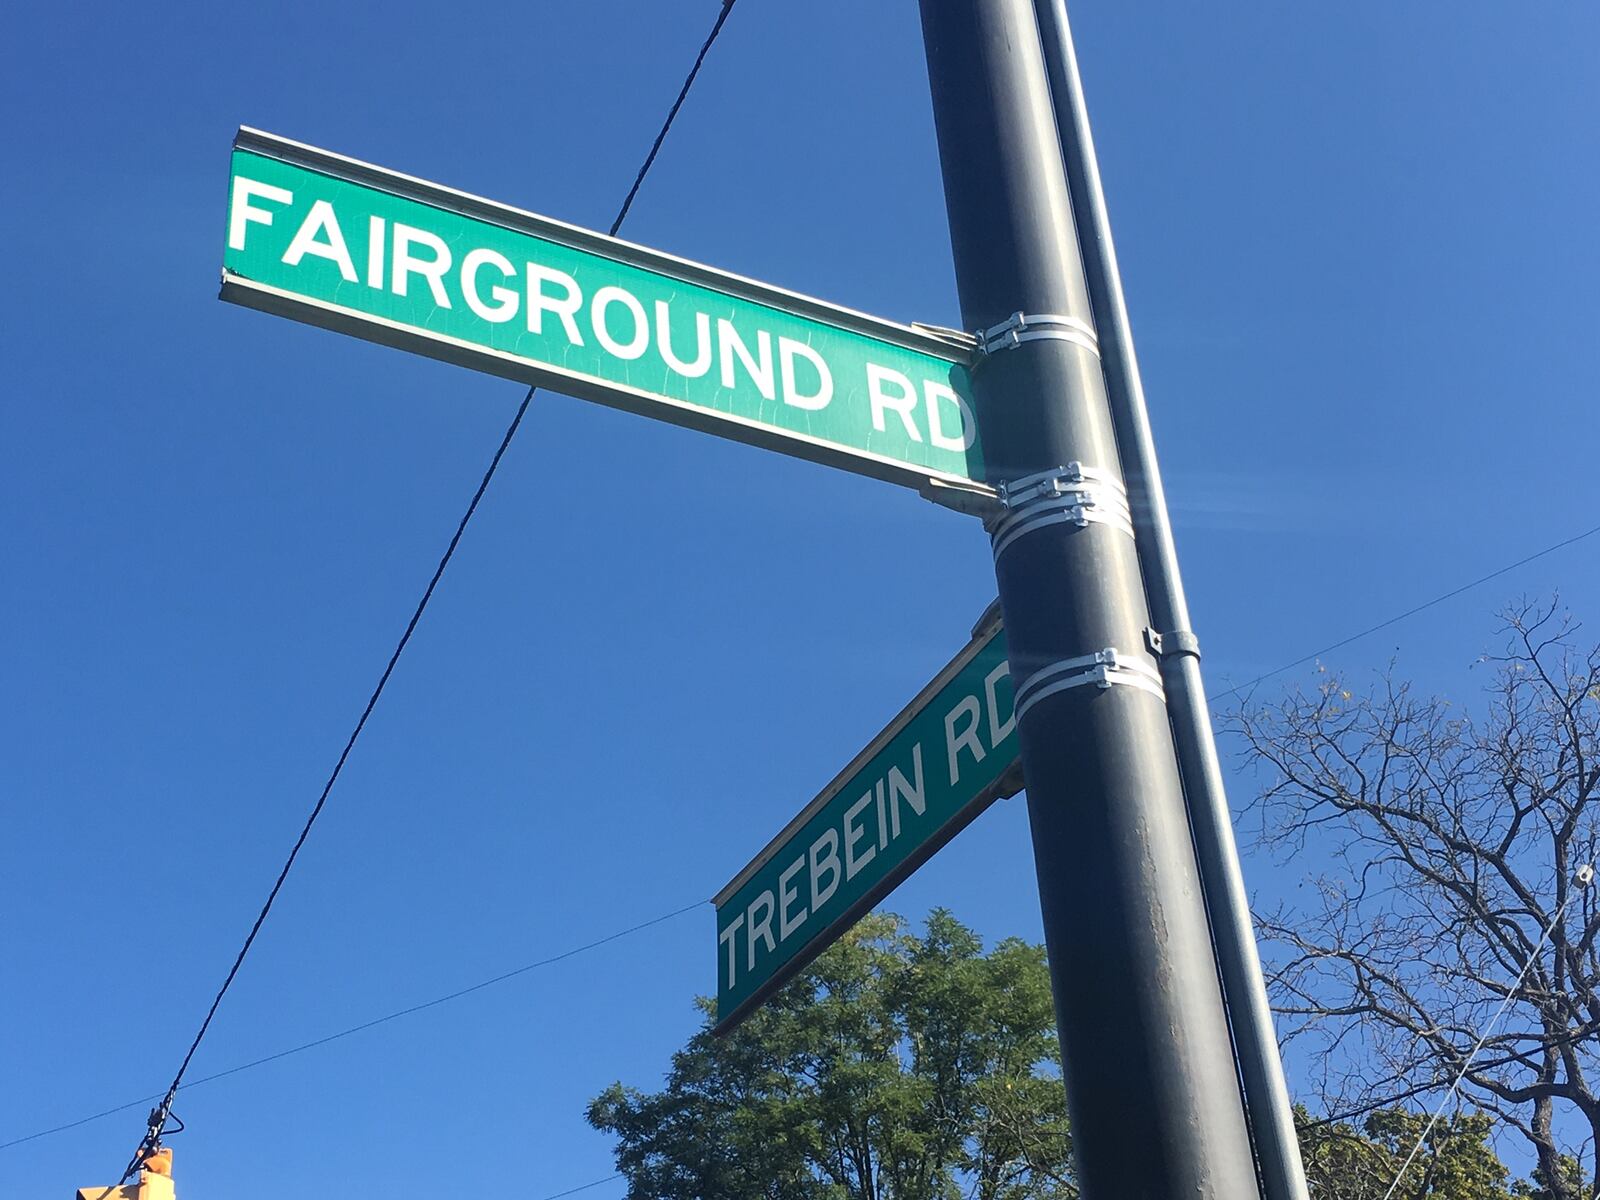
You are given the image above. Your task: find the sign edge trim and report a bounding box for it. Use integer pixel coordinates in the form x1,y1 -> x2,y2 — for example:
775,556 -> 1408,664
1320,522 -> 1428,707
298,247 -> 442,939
710,757 -> 1022,1037
219,271 -> 983,492
712,618 -> 1008,907
232,127 -> 980,366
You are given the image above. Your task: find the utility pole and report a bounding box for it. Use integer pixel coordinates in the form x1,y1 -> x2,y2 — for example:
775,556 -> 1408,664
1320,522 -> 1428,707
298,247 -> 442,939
918,2 -> 1262,1195
1028,4 -> 1309,1197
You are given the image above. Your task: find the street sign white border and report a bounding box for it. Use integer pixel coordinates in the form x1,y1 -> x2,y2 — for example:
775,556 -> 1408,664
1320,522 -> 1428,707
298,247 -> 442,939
222,128 -> 987,492
713,602 -> 1022,1034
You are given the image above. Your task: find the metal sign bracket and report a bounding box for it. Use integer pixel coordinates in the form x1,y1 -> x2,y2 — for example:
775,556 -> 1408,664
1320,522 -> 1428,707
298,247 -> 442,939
920,476 -> 1004,520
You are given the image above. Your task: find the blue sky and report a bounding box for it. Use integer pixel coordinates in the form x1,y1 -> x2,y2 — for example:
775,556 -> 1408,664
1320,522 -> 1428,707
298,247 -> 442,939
3,1 -> 1597,1196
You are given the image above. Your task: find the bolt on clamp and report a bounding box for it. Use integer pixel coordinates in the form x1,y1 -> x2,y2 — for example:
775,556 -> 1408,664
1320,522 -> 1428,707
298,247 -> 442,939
1012,646 -> 1166,721
987,463 -> 1134,559
973,311 -> 1101,359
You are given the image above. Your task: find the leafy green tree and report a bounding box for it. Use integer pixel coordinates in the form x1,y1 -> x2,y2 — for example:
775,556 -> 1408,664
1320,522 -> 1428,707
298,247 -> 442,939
587,911 -> 1073,1200
1297,1105 -> 1513,1199
588,908 -> 1554,1198
1510,1154 -> 1588,1200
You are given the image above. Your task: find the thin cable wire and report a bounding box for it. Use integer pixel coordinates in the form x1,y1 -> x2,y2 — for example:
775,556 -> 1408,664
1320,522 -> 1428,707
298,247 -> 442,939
0,900 -> 703,1153
609,0 -> 736,237
1209,519 -> 1600,704
105,386 -> 535,1192
28,516 -> 1599,1162
101,2 -> 741,1186
1380,874 -> 1590,1200
539,1174 -> 622,1200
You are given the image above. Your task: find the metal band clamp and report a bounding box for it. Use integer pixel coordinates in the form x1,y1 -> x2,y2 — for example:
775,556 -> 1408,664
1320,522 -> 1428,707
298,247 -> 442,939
988,463 -> 1135,558
974,311 -> 1100,359
1145,627 -> 1202,661
1013,646 -> 1166,721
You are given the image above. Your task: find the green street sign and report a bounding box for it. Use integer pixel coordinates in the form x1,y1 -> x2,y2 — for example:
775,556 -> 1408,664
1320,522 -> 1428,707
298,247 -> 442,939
221,129 -> 986,490
714,607 -> 1022,1034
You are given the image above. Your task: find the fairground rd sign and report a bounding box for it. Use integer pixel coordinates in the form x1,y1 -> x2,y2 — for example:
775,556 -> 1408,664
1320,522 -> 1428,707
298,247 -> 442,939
220,129 -> 987,491
714,605 -> 1022,1034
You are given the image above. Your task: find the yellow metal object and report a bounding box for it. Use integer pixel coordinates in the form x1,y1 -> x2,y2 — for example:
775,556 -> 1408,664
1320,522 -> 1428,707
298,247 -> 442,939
76,1150 -> 175,1200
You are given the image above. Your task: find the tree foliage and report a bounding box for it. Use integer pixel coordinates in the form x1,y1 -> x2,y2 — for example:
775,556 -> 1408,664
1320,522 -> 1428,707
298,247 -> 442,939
587,905 -> 1562,1198
1238,601 -> 1600,1199
1297,1105 -> 1513,1199
587,910 -> 1073,1200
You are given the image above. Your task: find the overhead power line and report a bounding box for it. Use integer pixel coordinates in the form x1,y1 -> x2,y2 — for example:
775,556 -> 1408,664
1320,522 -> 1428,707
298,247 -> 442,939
1208,519 -> 1600,703
0,900 -> 702,1153
14,516 -> 1599,1159
23,515 -> 1599,1161
611,0 -> 737,237
94,2 -> 743,1188
107,347 -> 537,1193
1380,870 -> 1591,1200
539,1174 -> 623,1200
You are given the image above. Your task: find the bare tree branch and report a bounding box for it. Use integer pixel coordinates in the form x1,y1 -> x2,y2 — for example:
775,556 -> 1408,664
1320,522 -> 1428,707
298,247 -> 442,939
1234,599 -> 1600,1200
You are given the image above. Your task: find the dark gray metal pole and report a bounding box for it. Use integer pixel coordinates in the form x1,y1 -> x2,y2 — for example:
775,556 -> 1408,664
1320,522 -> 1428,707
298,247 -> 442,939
917,3 -> 1260,1196
1027,5 -> 1310,1198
